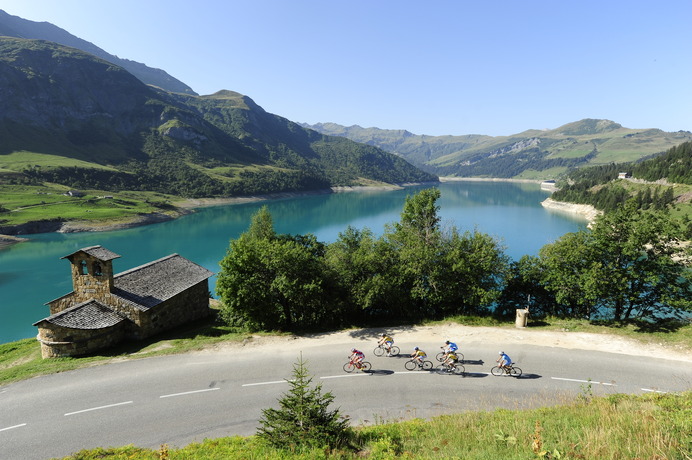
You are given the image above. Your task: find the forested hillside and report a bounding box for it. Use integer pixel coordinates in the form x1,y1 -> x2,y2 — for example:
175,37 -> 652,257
0,9 -> 196,95
0,38 -> 435,203
303,120 -> 692,179
551,141 -> 692,215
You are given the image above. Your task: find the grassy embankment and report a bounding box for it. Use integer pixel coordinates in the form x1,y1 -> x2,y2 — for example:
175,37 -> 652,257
57,391 -> 691,459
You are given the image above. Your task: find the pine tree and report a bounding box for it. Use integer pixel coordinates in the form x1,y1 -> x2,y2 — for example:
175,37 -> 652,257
257,354 -> 351,450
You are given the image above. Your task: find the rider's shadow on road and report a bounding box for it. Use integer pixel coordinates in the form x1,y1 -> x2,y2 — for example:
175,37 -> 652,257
459,372 -> 489,378
461,359 -> 484,366
367,369 -> 395,376
515,373 -> 542,380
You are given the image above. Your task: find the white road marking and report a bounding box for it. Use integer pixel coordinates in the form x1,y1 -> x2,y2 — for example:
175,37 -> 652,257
160,388 -> 220,398
320,373 -> 371,379
64,401 -> 133,416
551,377 -> 616,386
0,423 -> 27,433
641,388 -> 667,393
242,380 -> 290,387
393,371 -> 432,374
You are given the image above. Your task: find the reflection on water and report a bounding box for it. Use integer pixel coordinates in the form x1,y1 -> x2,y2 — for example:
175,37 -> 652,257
0,181 -> 587,343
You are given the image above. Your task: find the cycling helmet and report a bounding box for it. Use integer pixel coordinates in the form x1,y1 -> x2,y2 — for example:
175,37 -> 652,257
445,340 -> 450,344
414,346 -> 419,351
351,348 -> 356,352
499,351 -> 504,355
381,333 -> 386,337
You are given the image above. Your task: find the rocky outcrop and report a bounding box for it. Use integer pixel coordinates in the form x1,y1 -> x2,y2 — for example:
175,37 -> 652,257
541,198 -> 602,222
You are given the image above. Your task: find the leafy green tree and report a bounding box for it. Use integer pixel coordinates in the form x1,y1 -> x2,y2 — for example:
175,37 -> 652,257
257,354 -> 351,450
384,188 -> 447,319
216,208 -> 332,330
540,200 -> 691,320
441,228 -> 510,316
498,255 -> 557,318
588,200 -> 691,319
325,226 -> 400,321
539,231 -> 602,319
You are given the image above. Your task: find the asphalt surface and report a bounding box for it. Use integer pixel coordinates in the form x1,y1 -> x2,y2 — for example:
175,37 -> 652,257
1,341 -> 690,460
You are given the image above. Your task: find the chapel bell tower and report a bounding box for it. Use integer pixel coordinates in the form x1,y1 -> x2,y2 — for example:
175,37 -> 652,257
61,246 -> 121,302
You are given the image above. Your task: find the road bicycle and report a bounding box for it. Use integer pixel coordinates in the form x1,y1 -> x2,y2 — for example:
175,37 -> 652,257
404,358 -> 433,371
343,357 -> 372,373
490,362 -> 522,377
373,343 -> 400,357
436,348 -> 464,363
435,361 -> 465,375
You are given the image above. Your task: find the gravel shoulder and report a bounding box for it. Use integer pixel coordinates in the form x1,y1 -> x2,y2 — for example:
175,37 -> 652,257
198,323 -> 692,363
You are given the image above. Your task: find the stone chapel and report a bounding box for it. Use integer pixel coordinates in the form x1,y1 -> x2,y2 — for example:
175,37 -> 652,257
34,245 -> 214,358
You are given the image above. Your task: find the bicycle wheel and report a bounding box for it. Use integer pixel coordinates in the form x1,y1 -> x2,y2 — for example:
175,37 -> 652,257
435,352 -> 446,362
490,366 -> 503,376
390,346 -> 400,356
453,364 -> 465,375
343,362 -> 355,373
404,360 -> 417,371
422,360 -> 433,371
457,352 -> 464,362
510,366 -> 522,377
373,346 -> 384,357
360,361 -> 372,372
435,364 -> 449,374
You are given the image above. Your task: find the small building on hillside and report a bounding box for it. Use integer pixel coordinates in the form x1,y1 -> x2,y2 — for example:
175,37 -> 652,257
33,245 -> 214,358
618,172 -> 631,179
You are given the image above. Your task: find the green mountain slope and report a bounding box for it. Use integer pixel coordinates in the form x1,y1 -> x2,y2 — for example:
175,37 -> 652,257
0,37 -> 435,202
0,9 -> 196,95
302,120 -> 692,179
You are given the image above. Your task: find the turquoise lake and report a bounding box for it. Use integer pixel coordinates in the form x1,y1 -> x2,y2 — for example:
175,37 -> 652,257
0,181 -> 587,344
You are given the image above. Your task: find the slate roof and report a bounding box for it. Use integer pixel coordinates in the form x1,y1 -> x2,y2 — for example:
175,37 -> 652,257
111,254 -> 214,311
33,300 -> 126,329
61,245 -> 121,262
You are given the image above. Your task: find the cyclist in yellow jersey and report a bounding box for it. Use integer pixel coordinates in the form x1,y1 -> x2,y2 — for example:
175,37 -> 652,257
378,333 -> 394,355
444,350 -> 458,370
410,346 -> 427,366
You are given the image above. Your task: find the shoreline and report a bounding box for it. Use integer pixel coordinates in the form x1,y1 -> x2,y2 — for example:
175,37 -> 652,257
0,182 -> 434,247
540,197 -> 602,222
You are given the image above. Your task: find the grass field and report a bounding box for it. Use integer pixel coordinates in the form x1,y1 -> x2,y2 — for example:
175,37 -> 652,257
56,390 -> 692,459
0,184 -> 180,226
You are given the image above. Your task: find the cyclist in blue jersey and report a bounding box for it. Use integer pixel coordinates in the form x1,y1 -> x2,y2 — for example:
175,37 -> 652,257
497,351 -> 512,370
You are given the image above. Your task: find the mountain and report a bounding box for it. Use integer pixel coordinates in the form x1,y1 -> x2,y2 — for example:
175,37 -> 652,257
0,9 -> 196,95
0,37 -> 436,199
301,120 -> 692,179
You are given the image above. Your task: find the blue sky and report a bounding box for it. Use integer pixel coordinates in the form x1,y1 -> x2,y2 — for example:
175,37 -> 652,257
2,0 -> 691,136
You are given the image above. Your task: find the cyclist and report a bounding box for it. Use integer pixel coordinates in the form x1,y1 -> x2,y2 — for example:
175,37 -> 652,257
378,333 -> 394,356
497,351 -> 512,371
350,348 -> 365,368
410,346 -> 427,367
444,349 -> 459,370
441,340 -> 458,357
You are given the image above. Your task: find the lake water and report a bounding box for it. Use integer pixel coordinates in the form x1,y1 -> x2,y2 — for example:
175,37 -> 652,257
0,181 -> 587,343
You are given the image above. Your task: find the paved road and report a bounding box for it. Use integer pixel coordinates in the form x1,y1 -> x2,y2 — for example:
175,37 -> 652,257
1,342 -> 690,460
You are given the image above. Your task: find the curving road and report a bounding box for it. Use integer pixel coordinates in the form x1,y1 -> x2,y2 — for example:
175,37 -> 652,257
1,339 -> 691,460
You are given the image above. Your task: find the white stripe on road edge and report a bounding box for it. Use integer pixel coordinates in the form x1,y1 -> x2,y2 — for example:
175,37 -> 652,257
0,423 -> 27,432
393,371 -> 433,374
642,388 -> 667,393
320,374 -> 371,379
65,401 -> 133,416
551,377 -> 616,386
242,380 -> 291,387
160,388 -> 220,398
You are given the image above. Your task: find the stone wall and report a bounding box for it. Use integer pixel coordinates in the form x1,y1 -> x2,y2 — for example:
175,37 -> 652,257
36,322 -> 126,358
133,281 -> 211,339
